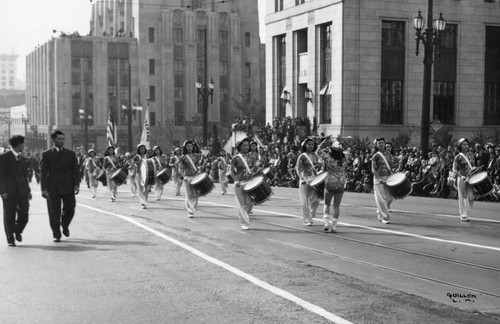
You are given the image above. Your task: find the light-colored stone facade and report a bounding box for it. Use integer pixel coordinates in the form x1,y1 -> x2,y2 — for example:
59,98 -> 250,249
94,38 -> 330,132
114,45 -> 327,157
0,54 -> 17,90
265,0 -> 500,145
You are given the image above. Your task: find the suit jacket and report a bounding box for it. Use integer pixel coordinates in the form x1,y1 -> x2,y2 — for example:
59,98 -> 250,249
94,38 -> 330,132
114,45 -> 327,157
40,147 -> 80,195
0,151 -> 31,198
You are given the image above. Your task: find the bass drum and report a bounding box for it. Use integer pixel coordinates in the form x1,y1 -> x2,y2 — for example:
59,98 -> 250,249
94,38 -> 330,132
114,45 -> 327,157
140,159 -> 156,186
468,171 -> 493,197
386,172 -> 412,199
243,175 -> 273,205
191,173 -> 215,197
309,172 -> 328,200
111,169 -> 128,186
156,169 -> 171,185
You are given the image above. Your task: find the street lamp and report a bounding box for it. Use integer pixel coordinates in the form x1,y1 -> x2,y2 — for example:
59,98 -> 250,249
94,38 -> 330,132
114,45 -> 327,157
21,114 -> 29,146
413,1 -> 446,156
196,78 -> 215,146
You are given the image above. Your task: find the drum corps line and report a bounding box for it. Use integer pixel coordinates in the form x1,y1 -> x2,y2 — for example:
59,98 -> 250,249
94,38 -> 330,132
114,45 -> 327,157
81,136 -> 493,231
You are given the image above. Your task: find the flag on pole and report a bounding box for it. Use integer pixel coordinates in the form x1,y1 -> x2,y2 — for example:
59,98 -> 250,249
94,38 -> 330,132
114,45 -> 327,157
140,106 -> 151,149
106,110 -> 117,147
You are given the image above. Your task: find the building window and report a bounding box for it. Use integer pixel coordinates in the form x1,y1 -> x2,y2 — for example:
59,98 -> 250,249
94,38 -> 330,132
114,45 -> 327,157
245,32 -> 251,47
219,30 -> 228,45
174,60 -> 183,75
148,27 -> 155,43
295,0 -> 305,4
173,28 -> 183,43
484,26 -> 500,125
433,24 -> 457,125
149,86 -> 156,102
245,63 -> 251,78
380,20 -> 405,124
319,24 -> 332,124
275,0 -> 284,12
220,87 -> 228,102
149,59 -> 155,75
220,61 -> 228,76
150,112 -> 156,126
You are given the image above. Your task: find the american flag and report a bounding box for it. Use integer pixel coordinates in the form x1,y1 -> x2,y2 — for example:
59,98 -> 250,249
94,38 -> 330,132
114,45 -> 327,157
106,110 -> 117,147
140,106 -> 150,149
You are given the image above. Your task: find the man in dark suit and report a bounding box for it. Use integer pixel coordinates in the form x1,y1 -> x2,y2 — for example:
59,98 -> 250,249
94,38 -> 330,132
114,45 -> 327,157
40,130 -> 80,242
0,135 -> 31,247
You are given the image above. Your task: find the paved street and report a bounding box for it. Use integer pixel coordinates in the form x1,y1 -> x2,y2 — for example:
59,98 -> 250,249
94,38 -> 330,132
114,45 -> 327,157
1,181 -> 499,324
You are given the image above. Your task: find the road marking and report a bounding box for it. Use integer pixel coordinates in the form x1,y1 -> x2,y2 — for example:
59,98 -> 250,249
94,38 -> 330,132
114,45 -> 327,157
79,189 -> 500,251
78,203 -> 354,324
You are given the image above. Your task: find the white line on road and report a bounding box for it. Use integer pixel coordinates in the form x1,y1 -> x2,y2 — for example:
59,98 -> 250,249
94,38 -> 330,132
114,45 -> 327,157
78,202 -> 354,324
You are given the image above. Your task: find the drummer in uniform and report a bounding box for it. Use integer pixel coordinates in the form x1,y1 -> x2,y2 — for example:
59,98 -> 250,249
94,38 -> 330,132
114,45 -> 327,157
103,146 -> 121,202
85,149 -> 100,198
296,137 -> 323,226
152,146 -> 168,201
169,148 -> 183,196
316,137 -> 347,232
135,144 -> 151,209
452,138 -> 476,222
230,137 -> 258,230
216,149 -> 230,195
372,137 -> 396,224
179,140 -> 202,218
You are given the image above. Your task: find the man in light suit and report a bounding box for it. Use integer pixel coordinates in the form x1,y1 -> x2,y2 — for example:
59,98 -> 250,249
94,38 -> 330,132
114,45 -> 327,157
40,130 -> 80,242
0,135 -> 31,247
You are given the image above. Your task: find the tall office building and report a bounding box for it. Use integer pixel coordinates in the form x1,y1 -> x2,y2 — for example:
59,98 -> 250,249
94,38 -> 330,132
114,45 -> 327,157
0,54 -> 17,90
265,0 -> 500,144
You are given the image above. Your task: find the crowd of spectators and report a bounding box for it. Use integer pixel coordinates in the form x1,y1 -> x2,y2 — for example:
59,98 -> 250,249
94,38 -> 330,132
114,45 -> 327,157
3,115 -> 500,203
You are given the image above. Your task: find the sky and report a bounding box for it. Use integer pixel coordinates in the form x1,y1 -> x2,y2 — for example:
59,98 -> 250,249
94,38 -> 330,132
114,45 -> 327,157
0,0 -> 267,83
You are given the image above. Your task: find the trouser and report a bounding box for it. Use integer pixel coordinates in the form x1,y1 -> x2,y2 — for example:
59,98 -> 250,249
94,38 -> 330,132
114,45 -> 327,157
46,193 -> 76,238
154,181 -> 164,199
234,185 -> 252,226
218,170 -> 228,194
3,196 -> 29,242
106,173 -> 118,199
457,177 -> 474,218
374,181 -> 393,221
129,174 -> 137,196
136,174 -> 150,206
184,177 -> 199,214
172,173 -> 182,195
89,175 -> 98,196
298,182 -> 319,223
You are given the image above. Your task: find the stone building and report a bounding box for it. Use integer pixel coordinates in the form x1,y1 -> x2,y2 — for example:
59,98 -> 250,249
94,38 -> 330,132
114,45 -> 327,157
90,0 -> 265,147
264,0 -> 500,145
26,35 -> 139,151
0,54 -> 18,90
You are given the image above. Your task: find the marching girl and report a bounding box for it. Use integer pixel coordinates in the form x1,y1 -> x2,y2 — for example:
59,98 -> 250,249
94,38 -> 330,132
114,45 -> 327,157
372,137 -> 396,224
135,144 -> 151,209
103,146 -> 121,202
123,152 -> 138,197
152,146 -> 168,201
452,138 -> 476,222
316,137 -> 347,232
230,137 -> 258,230
169,148 -> 183,196
216,149 -> 230,195
179,140 -> 202,218
85,149 -> 100,198
296,137 -> 323,226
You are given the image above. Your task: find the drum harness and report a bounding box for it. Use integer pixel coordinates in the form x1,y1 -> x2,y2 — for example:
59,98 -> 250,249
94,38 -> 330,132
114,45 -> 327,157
299,152 -> 318,179
105,156 -> 118,172
454,153 -> 474,181
185,154 -> 199,176
237,153 -> 253,183
375,151 -> 393,177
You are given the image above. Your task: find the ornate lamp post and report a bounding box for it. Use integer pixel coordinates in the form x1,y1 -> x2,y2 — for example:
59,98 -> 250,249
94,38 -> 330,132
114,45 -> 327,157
414,1 -> 446,155
196,78 -> 214,146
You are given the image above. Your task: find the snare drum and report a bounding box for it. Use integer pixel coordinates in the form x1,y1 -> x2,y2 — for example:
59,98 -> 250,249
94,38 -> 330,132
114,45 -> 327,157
468,171 -> 493,197
243,175 -> 273,205
111,169 -> 128,186
140,159 -> 156,186
191,173 -> 215,197
93,169 -> 106,182
386,172 -> 412,199
309,172 -> 327,200
156,169 -> 171,184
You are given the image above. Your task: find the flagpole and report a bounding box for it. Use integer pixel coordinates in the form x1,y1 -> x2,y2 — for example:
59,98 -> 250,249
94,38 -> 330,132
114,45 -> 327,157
128,62 -> 133,152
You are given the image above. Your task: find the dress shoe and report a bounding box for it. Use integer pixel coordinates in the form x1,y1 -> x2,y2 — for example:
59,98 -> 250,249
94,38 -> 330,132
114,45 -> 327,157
62,227 -> 70,237
15,232 -> 22,242
8,241 -> 16,247
53,236 -> 61,242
